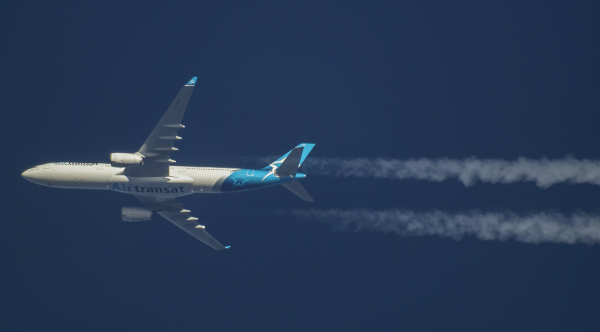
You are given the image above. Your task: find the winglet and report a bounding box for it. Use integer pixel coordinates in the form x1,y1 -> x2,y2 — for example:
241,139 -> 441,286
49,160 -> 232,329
225,246 -> 231,249
185,77 -> 197,86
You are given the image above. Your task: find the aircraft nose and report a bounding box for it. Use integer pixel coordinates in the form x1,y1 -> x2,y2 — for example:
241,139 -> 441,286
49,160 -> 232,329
21,167 -> 44,184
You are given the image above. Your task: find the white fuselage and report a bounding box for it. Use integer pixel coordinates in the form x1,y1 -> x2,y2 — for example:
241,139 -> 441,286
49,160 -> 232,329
22,162 -> 238,197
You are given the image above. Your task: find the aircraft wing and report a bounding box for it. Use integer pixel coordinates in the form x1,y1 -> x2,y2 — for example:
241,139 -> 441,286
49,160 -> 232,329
135,195 -> 230,250
126,77 -> 197,177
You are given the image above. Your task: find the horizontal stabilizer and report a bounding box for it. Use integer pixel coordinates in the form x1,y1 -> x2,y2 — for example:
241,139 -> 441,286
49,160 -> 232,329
276,147 -> 304,177
282,181 -> 314,202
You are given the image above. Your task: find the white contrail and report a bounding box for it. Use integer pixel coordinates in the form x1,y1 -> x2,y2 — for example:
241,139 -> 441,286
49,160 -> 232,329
299,157 -> 600,188
290,209 -> 600,244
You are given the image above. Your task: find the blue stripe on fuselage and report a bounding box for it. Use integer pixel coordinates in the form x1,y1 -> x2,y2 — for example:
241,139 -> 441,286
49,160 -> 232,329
221,169 -> 301,192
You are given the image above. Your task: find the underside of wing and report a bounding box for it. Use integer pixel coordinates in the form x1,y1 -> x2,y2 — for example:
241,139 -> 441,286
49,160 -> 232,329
157,210 -> 228,250
126,77 -> 197,177
135,195 -> 229,250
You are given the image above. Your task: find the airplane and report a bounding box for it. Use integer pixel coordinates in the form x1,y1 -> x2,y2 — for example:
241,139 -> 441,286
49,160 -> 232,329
21,77 -> 315,250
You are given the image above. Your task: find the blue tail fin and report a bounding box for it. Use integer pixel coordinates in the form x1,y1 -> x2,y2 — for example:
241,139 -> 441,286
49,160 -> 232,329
263,143 -> 315,170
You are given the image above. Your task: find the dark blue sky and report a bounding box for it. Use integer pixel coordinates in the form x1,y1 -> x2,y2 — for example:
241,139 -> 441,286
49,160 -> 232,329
2,1 -> 600,331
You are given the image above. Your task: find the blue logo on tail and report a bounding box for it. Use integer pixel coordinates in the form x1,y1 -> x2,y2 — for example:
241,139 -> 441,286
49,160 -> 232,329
186,77 -> 197,86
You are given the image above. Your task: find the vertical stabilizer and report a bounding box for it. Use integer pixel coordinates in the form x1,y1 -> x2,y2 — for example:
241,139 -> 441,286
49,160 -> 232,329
263,143 -> 315,170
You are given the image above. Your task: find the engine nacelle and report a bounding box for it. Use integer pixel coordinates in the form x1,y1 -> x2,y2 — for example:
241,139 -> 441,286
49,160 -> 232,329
121,207 -> 153,222
110,153 -> 144,166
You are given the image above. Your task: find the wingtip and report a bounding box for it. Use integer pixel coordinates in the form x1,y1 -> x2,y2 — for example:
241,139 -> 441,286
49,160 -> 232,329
186,77 -> 197,86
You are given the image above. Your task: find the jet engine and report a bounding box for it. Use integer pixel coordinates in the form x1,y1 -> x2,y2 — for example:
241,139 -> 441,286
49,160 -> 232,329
110,153 -> 144,166
121,207 -> 154,222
